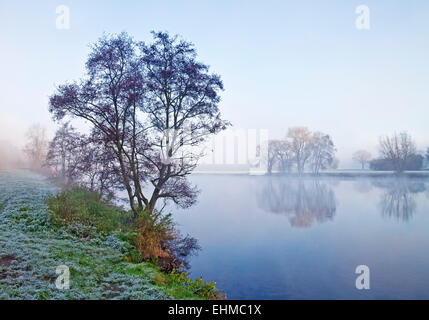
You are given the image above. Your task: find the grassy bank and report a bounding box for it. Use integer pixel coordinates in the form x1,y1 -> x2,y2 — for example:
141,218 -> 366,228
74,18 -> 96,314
0,170 -> 212,300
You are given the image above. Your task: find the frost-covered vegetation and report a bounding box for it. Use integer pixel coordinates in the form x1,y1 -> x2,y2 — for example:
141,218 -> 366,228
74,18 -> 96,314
0,170 -> 205,300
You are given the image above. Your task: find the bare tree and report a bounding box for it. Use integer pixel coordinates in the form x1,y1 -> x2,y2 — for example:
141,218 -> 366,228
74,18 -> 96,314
267,129 -> 336,175
266,140 -> 281,174
353,150 -> 372,170
378,132 -> 416,173
287,127 -> 314,174
23,124 -> 49,169
49,33 -> 149,217
310,132 -> 335,174
266,140 -> 294,174
139,31 -> 229,213
79,135 -> 121,198
49,32 -> 228,217
46,123 -> 120,197
276,140 -> 293,173
45,123 -> 82,184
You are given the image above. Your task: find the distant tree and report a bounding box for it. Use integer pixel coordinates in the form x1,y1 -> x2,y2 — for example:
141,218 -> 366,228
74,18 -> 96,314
310,132 -> 335,174
287,127 -> 314,175
426,147 -> 429,161
267,140 -> 281,174
276,140 -> 294,173
23,124 -> 49,169
266,128 -> 336,175
353,150 -> 372,170
266,140 -> 293,174
45,123 -> 82,184
46,124 -> 120,197
378,132 -> 417,173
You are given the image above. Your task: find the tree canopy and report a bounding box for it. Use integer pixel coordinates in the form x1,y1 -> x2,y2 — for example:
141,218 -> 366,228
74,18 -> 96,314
49,31 -> 229,217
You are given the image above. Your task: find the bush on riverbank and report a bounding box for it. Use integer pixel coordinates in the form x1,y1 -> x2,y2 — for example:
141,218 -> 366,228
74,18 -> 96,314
170,268 -> 222,299
46,186 -> 221,299
47,186 -> 132,235
133,210 -> 175,260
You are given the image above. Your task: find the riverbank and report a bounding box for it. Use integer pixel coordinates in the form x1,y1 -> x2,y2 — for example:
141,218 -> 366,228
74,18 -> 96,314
283,170 -> 429,178
193,169 -> 429,178
0,169 -> 204,299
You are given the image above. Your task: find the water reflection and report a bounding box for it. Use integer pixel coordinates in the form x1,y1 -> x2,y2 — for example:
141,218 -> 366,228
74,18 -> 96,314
259,177 -> 428,225
259,179 -> 336,228
373,179 -> 426,221
175,175 -> 429,299
353,179 -> 373,194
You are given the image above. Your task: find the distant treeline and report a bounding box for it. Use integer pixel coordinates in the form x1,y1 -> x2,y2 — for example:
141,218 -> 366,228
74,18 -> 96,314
369,154 -> 425,171
367,132 -> 428,172
266,127 -> 337,175
267,131 -> 428,174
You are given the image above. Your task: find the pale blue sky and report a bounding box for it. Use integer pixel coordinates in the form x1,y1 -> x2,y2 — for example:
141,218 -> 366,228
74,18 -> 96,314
1,0 -> 429,167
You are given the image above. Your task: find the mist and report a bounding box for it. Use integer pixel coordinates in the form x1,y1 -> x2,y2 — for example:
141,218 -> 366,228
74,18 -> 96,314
0,140 -> 27,169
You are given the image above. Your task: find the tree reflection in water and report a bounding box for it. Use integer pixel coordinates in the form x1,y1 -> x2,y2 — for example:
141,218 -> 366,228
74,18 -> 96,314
373,179 -> 426,221
259,179 -> 336,228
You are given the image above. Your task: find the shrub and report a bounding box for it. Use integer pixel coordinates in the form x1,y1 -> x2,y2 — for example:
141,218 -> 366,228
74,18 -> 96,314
370,154 -> 424,171
132,211 -> 201,273
47,186 -> 131,235
132,210 -> 175,260
170,268 -> 223,300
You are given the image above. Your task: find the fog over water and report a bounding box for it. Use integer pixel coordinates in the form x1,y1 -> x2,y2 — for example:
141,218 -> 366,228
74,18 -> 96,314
173,174 -> 429,299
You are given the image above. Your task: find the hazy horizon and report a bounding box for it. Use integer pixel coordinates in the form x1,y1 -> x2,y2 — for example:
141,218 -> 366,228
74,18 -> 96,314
1,0 -> 429,168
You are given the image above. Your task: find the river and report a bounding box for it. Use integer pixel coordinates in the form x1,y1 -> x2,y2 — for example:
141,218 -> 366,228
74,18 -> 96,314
172,174 -> 429,299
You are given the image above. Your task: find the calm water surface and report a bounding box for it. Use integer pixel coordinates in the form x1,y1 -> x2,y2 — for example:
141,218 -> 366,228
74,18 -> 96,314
173,175 -> 429,299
